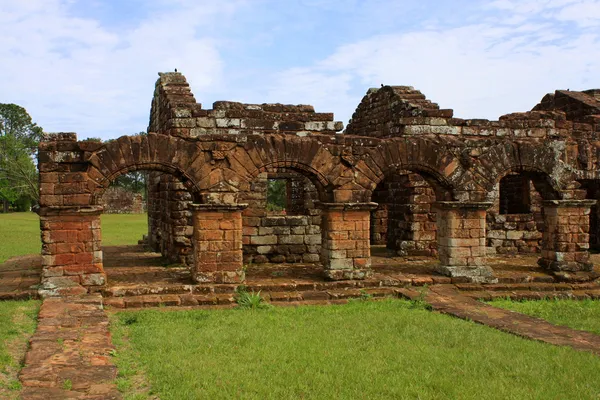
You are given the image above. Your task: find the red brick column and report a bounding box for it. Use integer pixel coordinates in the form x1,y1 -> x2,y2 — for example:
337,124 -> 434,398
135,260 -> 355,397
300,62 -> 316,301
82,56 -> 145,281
435,202 -> 496,283
538,200 -> 595,272
320,203 -> 377,280
38,206 -> 104,296
190,203 -> 247,283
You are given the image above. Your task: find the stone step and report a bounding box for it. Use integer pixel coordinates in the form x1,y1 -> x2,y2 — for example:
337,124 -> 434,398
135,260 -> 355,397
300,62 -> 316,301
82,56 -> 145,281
102,287 -> 403,309
101,277 -> 440,298
0,290 -> 39,300
456,282 -> 599,293
461,289 -> 600,302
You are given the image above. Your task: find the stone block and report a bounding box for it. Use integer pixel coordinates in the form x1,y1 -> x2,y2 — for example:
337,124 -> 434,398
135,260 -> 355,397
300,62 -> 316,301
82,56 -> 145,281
250,235 -> 277,245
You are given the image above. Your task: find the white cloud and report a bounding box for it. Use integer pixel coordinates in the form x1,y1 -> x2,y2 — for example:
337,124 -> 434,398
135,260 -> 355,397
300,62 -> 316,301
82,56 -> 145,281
268,1 -> 600,124
0,0 -> 598,137
0,0 -> 241,139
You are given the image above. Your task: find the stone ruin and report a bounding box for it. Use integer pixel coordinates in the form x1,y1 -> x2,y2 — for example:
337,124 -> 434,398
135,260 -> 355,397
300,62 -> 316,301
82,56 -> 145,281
36,72 -> 600,294
100,186 -> 145,214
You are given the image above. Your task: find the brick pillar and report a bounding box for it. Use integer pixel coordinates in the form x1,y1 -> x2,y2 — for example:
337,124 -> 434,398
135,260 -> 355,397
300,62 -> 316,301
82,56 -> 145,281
435,201 -> 496,283
38,206 -> 105,296
538,200 -> 595,272
190,203 -> 247,283
320,202 -> 377,280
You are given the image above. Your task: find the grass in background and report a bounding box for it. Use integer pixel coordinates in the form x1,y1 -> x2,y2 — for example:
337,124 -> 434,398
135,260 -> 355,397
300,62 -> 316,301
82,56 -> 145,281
490,298 -> 600,335
100,214 -> 147,246
0,300 -> 40,400
0,212 -> 148,263
110,299 -> 600,400
0,213 -> 40,263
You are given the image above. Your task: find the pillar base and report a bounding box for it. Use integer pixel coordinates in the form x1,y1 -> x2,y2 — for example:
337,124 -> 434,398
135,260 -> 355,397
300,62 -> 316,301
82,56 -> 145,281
319,202 -> 377,281
435,265 -> 497,283
193,270 -> 245,284
190,203 -> 247,285
324,268 -> 372,281
537,258 -> 593,272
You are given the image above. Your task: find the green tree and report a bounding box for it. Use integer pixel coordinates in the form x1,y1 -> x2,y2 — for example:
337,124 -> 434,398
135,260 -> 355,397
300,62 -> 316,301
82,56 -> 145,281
267,179 -> 287,211
0,104 -> 43,212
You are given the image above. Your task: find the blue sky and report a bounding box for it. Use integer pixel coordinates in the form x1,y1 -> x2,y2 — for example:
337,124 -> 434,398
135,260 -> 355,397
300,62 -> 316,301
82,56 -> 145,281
0,0 -> 599,140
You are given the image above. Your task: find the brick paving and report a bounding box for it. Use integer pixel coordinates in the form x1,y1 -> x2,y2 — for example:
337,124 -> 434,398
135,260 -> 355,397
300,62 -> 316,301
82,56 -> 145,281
19,294 -> 121,400
399,285 -> 600,356
2,247 -> 600,398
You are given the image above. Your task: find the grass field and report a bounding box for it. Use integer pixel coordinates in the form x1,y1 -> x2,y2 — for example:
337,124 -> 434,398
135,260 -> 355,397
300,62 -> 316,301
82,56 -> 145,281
0,300 -> 40,400
0,212 -> 148,263
0,211 -> 146,396
491,298 -> 600,335
110,299 -> 600,400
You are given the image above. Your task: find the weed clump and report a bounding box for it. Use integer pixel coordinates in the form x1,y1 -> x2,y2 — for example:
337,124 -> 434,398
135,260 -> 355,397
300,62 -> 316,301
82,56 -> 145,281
235,286 -> 272,310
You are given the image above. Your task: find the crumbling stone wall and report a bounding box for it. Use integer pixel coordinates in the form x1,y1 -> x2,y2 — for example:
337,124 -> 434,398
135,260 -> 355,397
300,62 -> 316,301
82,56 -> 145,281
486,176 -> 544,255
35,72 -> 600,294
243,172 -> 321,264
147,172 -> 193,265
100,187 -> 145,214
370,173 -> 437,256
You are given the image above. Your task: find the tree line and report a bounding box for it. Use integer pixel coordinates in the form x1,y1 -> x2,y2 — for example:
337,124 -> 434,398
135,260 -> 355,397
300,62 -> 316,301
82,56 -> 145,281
0,104 -> 146,213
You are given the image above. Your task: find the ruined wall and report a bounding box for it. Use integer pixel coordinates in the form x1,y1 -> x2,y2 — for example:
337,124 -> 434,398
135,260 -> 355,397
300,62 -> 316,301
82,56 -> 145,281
35,72 -> 600,293
147,172 -> 193,265
370,174 -> 437,256
486,177 -> 544,255
145,72 -> 344,266
346,85 -> 588,141
243,172 -> 321,264
100,187 -> 145,214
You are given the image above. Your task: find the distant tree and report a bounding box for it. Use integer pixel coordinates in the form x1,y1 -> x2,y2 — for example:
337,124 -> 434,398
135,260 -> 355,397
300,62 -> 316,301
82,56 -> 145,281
111,132 -> 148,197
0,104 -> 43,212
267,179 -> 287,211
113,170 -> 147,195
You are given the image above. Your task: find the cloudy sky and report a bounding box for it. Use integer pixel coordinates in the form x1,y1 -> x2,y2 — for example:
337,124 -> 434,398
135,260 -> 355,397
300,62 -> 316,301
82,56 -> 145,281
1,0 -> 599,140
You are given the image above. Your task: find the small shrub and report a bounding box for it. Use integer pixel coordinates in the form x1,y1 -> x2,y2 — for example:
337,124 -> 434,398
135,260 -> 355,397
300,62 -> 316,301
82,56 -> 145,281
410,285 -> 431,310
235,287 -> 271,310
122,315 -> 138,325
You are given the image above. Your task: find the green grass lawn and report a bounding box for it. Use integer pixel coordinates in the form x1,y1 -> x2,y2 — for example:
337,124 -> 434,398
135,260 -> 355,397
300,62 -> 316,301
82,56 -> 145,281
0,213 -> 42,264
110,299 -> 600,400
0,212 -> 148,263
490,298 -> 600,335
100,214 -> 148,247
0,300 -> 40,399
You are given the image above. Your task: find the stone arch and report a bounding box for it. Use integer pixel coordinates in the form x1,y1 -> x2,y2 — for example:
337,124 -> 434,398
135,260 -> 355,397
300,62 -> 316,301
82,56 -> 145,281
86,133 -> 204,205
90,162 -> 202,206
251,160 -> 332,202
364,138 -> 466,202
236,135 -> 346,203
474,142 -> 564,201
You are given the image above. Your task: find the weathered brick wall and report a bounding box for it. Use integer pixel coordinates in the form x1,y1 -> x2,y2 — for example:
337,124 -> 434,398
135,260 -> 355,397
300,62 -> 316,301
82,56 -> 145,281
100,187 -> 145,214
191,204 -> 244,283
149,73 -> 344,138
321,205 -> 373,279
533,90 -> 600,123
146,172 -> 193,265
242,172 -> 321,264
346,86 -> 595,140
486,177 -> 544,255
539,200 -> 594,272
36,72 -> 600,290
370,173 -> 437,256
